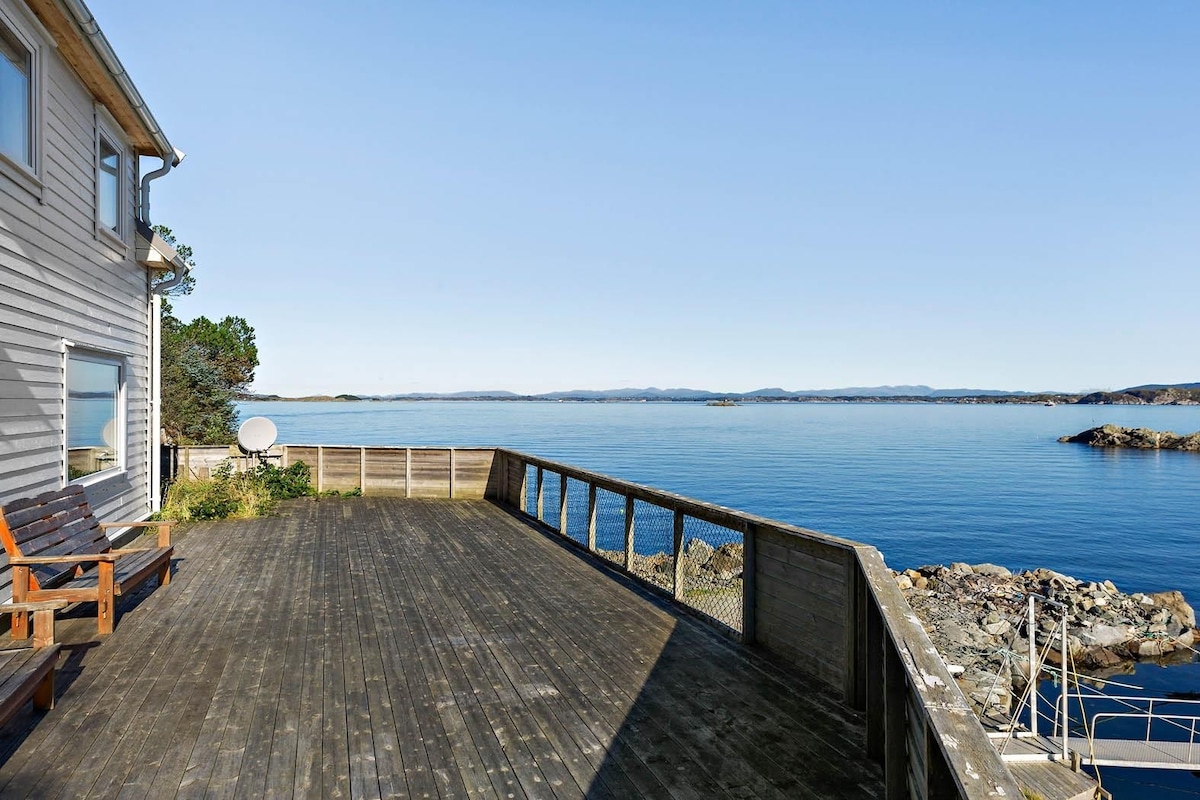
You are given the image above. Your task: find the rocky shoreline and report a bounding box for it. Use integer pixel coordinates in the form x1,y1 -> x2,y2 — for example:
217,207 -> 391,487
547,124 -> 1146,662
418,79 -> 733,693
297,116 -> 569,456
1060,424 -> 1200,451
895,563 -> 1199,717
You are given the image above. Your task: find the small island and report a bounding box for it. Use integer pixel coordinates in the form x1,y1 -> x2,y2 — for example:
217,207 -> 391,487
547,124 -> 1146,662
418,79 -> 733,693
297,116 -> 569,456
1060,424 -> 1200,451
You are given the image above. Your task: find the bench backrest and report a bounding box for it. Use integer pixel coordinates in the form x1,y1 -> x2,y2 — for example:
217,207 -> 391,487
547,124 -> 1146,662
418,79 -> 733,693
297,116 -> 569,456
0,485 -> 111,591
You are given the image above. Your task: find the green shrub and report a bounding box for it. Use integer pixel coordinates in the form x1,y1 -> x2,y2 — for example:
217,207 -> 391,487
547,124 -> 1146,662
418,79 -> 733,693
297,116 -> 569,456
158,459 -> 316,522
248,461 -> 313,500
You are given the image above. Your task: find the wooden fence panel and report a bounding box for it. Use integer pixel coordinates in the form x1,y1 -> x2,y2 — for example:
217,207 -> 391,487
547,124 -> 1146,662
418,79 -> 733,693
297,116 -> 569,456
409,449 -> 451,498
364,448 -> 407,496
452,449 -> 494,499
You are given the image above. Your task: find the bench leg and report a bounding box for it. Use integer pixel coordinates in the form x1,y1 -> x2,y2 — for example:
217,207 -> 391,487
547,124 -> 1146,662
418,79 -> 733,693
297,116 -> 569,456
98,561 -> 115,635
10,566 -> 30,640
33,668 -> 55,711
159,559 -> 171,587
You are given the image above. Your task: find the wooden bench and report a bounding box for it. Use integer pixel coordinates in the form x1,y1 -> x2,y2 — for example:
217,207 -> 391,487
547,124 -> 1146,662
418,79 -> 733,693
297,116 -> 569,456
0,486 -> 174,636
0,600 -> 67,727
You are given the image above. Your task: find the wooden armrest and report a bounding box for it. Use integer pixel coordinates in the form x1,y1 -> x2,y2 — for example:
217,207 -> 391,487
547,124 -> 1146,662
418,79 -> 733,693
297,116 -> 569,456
2,601 -> 67,646
99,520 -> 174,547
0,601 -> 69,613
10,553 -> 122,565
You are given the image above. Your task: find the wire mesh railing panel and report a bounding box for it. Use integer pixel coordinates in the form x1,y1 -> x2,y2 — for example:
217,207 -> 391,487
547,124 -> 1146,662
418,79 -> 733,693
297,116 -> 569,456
564,477 -> 591,546
593,488 -> 628,565
541,470 -> 563,531
679,515 -> 744,632
631,499 -> 674,594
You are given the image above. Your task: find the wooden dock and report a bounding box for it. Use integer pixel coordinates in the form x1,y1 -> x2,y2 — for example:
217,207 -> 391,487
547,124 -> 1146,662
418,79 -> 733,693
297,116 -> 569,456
0,496 -> 884,799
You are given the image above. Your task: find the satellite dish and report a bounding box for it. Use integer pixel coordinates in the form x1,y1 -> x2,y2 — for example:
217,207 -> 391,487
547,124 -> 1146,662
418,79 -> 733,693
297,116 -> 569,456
237,416 -> 278,454
100,418 -> 117,449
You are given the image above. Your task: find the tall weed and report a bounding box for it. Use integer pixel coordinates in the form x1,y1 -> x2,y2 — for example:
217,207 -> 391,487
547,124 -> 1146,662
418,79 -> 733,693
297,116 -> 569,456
158,460 -> 315,522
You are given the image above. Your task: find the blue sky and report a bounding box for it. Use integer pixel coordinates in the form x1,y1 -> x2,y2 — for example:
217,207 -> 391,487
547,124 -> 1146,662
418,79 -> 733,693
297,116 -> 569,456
103,2 -> 1198,395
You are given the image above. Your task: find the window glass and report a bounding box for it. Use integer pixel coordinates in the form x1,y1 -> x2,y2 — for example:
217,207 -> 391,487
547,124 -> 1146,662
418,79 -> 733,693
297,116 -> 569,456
0,22 -> 31,167
98,137 -> 119,231
67,355 -> 121,480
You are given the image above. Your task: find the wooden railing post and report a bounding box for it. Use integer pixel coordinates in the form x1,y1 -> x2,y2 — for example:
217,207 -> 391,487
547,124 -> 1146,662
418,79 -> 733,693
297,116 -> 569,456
536,467 -> 545,522
624,496 -> 635,571
884,643 -> 908,800
359,447 -> 367,495
865,601 -> 885,762
672,509 -> 685,601
449,448 -> 456,499
405,448 -> 412,498
519,460 -> 528,514
587,484 -> 597,551
849,561 -> 867,709
317,446 -> 324,493
742,523 -> 757,645
559,473 -> 568,534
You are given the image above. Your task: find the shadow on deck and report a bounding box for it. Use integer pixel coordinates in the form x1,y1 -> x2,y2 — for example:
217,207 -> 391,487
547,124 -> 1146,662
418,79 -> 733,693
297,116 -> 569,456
0,497 -> 882,799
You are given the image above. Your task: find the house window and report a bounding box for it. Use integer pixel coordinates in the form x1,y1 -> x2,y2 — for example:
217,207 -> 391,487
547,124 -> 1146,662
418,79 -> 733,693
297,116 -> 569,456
0,18 -> 32,168
66,352 -> 124,481
98,136 -> 120,232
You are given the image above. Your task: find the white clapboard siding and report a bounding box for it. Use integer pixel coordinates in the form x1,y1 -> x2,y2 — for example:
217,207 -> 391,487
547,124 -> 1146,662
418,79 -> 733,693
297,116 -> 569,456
0,21 -> 153,528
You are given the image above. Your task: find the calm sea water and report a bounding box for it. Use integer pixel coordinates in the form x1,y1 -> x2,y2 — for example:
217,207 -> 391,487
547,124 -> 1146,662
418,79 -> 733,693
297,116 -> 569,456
237,399 -> 1200,799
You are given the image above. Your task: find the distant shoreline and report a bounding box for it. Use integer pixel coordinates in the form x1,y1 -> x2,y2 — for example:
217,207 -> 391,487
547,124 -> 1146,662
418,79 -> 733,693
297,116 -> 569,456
239,387 -> 1200,406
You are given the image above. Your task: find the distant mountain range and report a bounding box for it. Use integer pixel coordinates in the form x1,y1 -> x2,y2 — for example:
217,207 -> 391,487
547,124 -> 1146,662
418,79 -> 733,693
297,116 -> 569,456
246,384 -> 1049,402
241,382 -> 1199,404
1124,383 -> 1200,391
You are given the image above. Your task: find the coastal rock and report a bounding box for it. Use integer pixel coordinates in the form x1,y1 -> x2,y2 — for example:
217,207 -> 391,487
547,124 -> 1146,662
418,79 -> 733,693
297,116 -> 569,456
709,543 -> 744,574
893,562 -> 1200,717
1077,624 -> 1134,648
1059,424 -> 1200,451
1151,590 -> 1196,628
685,538 -> 714,567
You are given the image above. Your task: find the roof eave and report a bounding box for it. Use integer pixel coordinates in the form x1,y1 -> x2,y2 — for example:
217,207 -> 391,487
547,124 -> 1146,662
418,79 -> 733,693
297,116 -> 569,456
24,0 -> 174,159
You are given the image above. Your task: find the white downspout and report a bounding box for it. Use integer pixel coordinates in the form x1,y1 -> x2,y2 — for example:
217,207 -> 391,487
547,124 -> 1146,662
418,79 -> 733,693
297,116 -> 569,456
139,150 -> 184,226
150,292 -> 162,511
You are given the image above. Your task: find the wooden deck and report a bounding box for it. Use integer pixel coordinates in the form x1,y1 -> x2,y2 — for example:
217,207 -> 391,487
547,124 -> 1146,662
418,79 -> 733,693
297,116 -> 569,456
0,497 -> 882,799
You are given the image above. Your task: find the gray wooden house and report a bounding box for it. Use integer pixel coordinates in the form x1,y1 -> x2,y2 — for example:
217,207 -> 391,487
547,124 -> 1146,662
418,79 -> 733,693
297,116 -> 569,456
0,0 -> 186,529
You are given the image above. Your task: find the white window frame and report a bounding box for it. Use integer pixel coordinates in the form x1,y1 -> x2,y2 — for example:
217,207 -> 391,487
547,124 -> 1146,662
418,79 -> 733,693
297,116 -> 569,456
95,108 -> 128,249
64,345 -> 128,486
0,0 -> 48,201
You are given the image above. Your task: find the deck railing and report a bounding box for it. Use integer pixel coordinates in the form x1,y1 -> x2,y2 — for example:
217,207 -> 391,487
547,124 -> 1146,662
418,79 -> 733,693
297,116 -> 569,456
164,443 -> 1024,800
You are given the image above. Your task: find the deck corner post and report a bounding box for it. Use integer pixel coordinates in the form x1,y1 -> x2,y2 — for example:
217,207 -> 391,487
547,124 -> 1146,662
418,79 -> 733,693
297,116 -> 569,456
742,523 -> 757,645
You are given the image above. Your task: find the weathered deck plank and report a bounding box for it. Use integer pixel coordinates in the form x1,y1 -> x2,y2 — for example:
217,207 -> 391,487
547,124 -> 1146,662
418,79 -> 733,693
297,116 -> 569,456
0,497 -> 883,799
